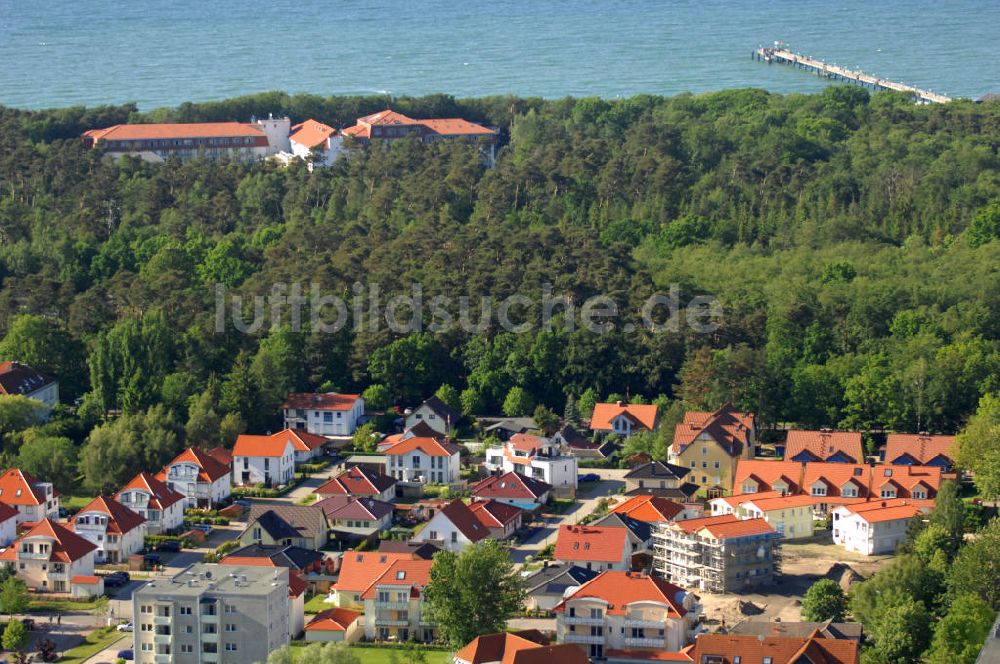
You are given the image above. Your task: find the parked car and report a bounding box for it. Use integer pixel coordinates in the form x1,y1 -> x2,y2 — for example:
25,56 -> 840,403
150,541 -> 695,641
116,621 -> 133,632
192,524 -> 213,535
116,649 -> 134,661
104,571 -> 130,587
156,540 -> 181,553
578,472 -> 600,482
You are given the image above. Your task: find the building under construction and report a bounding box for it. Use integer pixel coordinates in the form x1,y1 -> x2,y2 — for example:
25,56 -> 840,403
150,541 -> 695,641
652,515 -> 781,594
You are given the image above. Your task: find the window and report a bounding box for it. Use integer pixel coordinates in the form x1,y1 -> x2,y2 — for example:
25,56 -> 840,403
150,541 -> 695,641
225,643 -> 238,652
181,645 -> 193,653
224,604 -> 236,614
324,412 -> 333,423
225,624 -> 237,632
451,532 -> 458,543
714,461 -> 720,469
141,643 -> 153,652
180,606 -> 192,615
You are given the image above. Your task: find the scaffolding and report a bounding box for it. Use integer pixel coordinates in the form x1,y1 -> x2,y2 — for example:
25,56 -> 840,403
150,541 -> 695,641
652,523 -> 781,594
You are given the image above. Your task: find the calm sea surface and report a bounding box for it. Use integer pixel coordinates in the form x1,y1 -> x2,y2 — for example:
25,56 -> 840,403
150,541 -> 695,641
1,0 -> 997,110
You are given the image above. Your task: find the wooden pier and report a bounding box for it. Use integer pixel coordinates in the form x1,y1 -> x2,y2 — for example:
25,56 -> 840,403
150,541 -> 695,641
755,45 -> 951,104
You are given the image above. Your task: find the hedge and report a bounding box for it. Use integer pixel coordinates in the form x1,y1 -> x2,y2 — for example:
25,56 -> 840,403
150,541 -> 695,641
350,642 -> 450,652
144,535 -> 192,549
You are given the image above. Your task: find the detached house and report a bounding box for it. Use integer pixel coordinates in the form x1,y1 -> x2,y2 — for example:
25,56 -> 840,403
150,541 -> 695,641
0,468 -> 59,523
384,434 -> 461,485
0,361 -> 59,411
283,392 -> 364,436
623,460 -> 699,501
832,498 -> 934,555
669,404 -> 756,497
158,447 -> 232,508
554,525 -> 630,572
455,631 -> 590,664
467,500 -> 523,540
553,570 -> 699,661
484,433 -> 578,493
242,504 -> 330,551
471,471 -> 552,511
688,633 -> 859,664
883,433 -> 957,472
590,401 -> 659,437
0,519 -> 98,594
610,495 -> 695,524
410,498 -> 497,551
524,563 -> 600,611
69,495 -> 146,563
276,428 -> 331,463
330,551 -> 413,608
315,495 -> 394,542
405,395 -> 461,437
359,558 -> 438,642
232,433 -> 296,487
314,466 -> 397,502
115,473 -> 186,534
783,430 -> 864,464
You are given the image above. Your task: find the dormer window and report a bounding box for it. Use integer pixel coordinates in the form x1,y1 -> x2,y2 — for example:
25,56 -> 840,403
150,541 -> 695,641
884,468 -> 893,477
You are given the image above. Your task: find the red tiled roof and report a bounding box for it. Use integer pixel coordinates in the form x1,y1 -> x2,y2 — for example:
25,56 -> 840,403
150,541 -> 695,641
384,436 -> 459,457
71,575 -> 100,585
509,433 -> 547,452
471,472 -> 552,501
115,473 -> 185,511
870,464 -> 942,494
688,632 -> 859,664
554,571 -> 690,618
469,500 -> 522,528
885,434 -> 956,465
208,447 -> 232,467
554,525 -> 627,563
162,447 -> 231,483
672,403 -> 754,455
455,631 -> 550,664
0,502 -> 17,523
273,428 -> 329,453
282,393 -> 361,411
289,119 -> 338,149
668,514 -> 776,539
305,608 -> 362,632
604,650 -> 693,662
70,495 -> 145,535
0,361 -> 55,396
83,122 -> 265,141
288,570 -> 309,598
359,559 -> 433,600
315,494 -> 394,521
420,118 -> 496,137
734,461 -> 804,494
16,518 -> 97,563
0,468 -> 51,506
314,466 -> 396,497
611,495 -> 685,523
590,402 -> 659,432
358,109 -> 419,126
232,434 -> 293,458
334,551 -> 412,593
737,494 -> 818,512
436,499 -> 490,542
785,430 -> 863,463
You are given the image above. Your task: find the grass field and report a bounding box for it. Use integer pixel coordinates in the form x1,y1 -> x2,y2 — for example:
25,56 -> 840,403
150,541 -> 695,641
60,495 -> 93,513
28,597 -> 100,613
56,626 -> 127,663
289,642 -> 452,664
303,593 -> 336,614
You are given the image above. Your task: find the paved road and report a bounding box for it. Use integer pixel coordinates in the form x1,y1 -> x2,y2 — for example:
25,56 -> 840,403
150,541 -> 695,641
81,631 -> 130,664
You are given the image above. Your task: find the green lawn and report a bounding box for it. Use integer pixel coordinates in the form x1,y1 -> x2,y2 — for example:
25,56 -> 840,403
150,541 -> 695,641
56,626 -> 127,664
28,597 -> 100,613
289,643 -> 452,664
303,593 -> 336,614
60,495 -> 94,513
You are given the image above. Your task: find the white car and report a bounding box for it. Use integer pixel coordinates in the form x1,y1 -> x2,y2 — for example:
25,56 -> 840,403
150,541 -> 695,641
116,622 -> 133,632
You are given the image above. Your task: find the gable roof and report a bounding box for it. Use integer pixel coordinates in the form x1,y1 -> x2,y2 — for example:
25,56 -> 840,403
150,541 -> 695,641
590,402 -> 658,432
455,632 -> 585,664
884,434 -> 957,465
358,559 -> 434,600
471,472 -> 552,501
289,119 -> 338,149
435,499 -> 490,542
13,518 -> 97,563
668,514 -> 777,539
384,435 -> 460,457
688,632 -> 859,664
274,428 -> 329,453
734,461 -> 805,493
556,425 -> 592,448
219,543 -> 324,571
555,571 -> 690,618
115,472 -> 185,510
611,495 -> 685,523
554,525 -> 628,563
305,608 -> 362,633
161,447 -> 231,483
315,494 -> 394,521
0,468 -> 52,506
377,540 -> 441,559
0,502 -> 17,523
315,466 -> 396,498
785,430 -> 864,463
282,392 -> 361,411
232,433 -> 294,458
335,551 -> 413,593
83,122 -> 264,142
70,495 -> 145,535
740,493 -> 820,512
728,620 -> 863,642
525,562 -> 600,597
672,403 -> 755,456
0,361 -> 55,396
415,395 -> 461,425
469,500 -> 522,528
208,447 -> 232,467
625,460 -> 691,481
590,512 -> 653,543
247,504 -> 328,543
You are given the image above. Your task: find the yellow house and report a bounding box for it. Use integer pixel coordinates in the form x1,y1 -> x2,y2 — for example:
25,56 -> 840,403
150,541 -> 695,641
668,403 -> 755,497
710,492 -> 816,539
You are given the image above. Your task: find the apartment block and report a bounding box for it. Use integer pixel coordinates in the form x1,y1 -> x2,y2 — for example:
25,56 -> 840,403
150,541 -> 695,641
132,563 -> 290,664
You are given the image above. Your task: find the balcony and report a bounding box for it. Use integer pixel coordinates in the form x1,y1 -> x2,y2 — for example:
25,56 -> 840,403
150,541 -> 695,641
624,637 -> 666,648
624,619 -> 666,629
154,655 -> 172,663
375,601 -> 409,610
153,634 -> 172,645
563,616 -> 604,626
563,634 -> 604,645
375,618 -> 410,627
153,615 -> 172,625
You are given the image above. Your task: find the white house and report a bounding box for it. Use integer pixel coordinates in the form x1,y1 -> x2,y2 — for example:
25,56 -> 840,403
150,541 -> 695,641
69,495 -> 146,564
0,519 -> 98,594
283,393 -> 364,436
405,396 -> 461,437
554,570 -> 700,661
0,361 -> 59,411
483,434 -> 578,493
232,434 -> 296,487
158,447 -> 232,508
115,472 -> 186,535
0,503 -> 18,547
832,499 -> 932,555
0,468 -> 59,523
384,435 -> 461,485
288,119 -> 344,167
709,492 -> 817,540
589,401 -> 659,437
410,499 -> 494,551
273,428 -> 330,464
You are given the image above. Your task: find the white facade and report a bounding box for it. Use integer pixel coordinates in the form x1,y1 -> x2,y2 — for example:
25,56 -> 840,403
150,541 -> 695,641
8,484 -> 60,524
484,438 -> 578,491
164,461 -> 231,508
284,397 -> 364,436
404,403 -> 454,437
411,510 -> 475,551
0,513 -> 16,547
290,135 -> 345,167
72,512 -> 145,564
363,586 -> 437,642
832,507 -> 916,555
117,490 -> 184,535
234,441 -> 295,487
386,448 -> 461,485
253,116 -> 292,154
24,382 -> 59,410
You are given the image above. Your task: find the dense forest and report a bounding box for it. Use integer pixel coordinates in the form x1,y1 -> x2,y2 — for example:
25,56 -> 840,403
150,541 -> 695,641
1,88 -> 999,492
